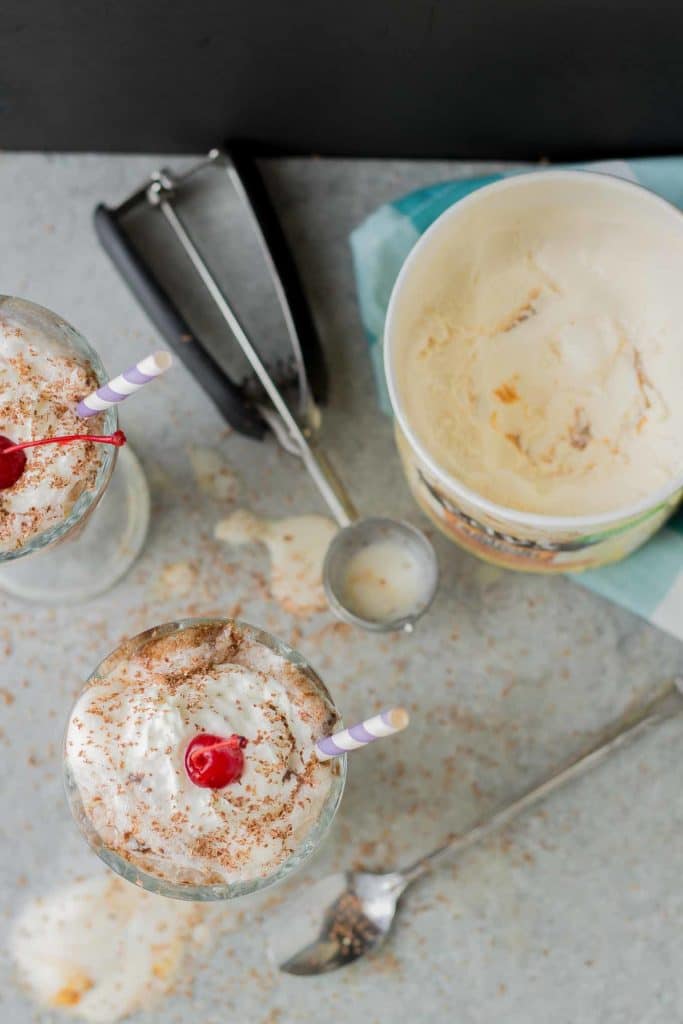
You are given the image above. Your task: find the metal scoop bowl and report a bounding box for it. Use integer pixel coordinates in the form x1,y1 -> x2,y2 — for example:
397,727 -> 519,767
323,516 -> 439,632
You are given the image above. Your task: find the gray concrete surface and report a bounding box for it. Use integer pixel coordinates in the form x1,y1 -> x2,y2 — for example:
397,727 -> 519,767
0,153 -> 682,1023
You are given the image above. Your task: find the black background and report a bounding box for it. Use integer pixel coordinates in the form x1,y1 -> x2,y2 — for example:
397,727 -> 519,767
3,0 -> 683,157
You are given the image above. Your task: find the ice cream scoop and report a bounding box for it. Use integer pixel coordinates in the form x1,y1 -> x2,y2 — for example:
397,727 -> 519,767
149,178 -> 439,632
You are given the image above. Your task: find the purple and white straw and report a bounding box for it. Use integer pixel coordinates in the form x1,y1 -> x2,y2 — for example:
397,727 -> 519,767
315,706 -> 410,760
76,350 -> 173,418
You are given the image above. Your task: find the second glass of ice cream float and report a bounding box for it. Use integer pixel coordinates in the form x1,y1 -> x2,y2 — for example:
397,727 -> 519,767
63,618 -> 347,902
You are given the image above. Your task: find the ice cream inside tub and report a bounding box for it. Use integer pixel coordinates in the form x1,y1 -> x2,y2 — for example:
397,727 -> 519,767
393,176 -> 683,517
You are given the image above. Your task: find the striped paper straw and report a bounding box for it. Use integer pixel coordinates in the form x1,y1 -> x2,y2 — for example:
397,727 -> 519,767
76,350 -> 173,418
315,707 -> 409,760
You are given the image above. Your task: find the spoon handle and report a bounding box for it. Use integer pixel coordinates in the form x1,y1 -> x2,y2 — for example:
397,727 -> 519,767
399,680 -> 683,886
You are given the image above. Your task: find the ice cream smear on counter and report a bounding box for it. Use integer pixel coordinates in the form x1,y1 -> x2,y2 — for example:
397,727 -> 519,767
64,620 -> 340,887
0,305 -> 108,550
215,509 -> 338,615
11,874 -> 206,1022
393,175 -> 683,516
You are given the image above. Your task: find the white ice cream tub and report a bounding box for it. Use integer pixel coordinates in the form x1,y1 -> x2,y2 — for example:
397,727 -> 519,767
384,170 -> 683,572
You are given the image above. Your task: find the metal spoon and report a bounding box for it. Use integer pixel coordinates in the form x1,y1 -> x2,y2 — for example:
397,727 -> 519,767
272,680 -> 683,974
148,171 -> 438,632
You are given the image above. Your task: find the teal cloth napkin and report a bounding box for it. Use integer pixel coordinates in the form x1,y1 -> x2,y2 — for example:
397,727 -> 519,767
350,159 -> 683,641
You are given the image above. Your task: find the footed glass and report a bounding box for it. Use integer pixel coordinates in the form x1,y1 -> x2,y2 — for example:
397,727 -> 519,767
0,296 -> 149,602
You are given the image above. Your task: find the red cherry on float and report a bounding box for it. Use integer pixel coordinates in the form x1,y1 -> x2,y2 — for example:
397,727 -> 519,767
185,733 -> 248,789
0,429 -> 126,492
0,436 -> 27,490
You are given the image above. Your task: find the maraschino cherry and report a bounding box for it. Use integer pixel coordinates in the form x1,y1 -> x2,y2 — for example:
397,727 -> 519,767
185,733 -> 248,789
0,437 -> 27,491
0,430 -> 127,491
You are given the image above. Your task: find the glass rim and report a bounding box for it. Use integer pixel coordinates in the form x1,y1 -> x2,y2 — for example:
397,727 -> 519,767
64,616 -> 347,902
384,168 -> 683,533
0,295 -> 119,562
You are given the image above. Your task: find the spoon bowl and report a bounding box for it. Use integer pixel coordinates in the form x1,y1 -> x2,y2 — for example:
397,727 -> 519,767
269,870 -> 403,974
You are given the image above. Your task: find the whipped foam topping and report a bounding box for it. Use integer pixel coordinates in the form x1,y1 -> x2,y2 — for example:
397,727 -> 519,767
395,178 -> 683,516
65,622 -> 340,887
0,304 -> 106,551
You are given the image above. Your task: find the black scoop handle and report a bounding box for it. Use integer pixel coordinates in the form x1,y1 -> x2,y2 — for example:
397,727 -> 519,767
94,203 -> 265,439
224,144 -> 328,405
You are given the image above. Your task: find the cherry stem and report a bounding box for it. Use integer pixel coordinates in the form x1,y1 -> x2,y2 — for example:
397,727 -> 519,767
1,430 -> 127,456
188,736 -> 248,762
